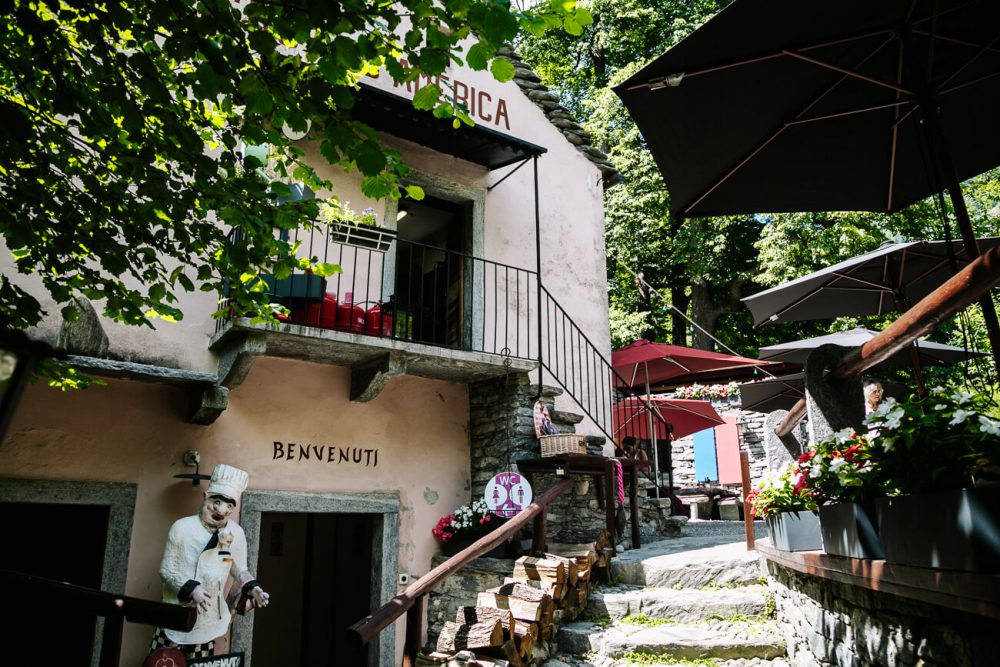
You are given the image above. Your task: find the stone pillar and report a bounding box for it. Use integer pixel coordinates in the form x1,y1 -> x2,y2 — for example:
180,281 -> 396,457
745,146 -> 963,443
763,410 -> 805,472
803,344 -> 865,445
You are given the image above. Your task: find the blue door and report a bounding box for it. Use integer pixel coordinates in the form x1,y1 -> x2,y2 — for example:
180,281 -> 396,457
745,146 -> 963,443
692,428 -> 718,484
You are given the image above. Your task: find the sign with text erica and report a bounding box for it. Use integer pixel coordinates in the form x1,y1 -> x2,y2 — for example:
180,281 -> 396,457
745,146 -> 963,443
484,472 -> 533,518
366,60 -> 514,132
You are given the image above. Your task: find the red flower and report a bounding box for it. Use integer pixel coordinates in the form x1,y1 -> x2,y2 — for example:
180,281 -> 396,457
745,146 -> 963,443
798,451 -> 816,463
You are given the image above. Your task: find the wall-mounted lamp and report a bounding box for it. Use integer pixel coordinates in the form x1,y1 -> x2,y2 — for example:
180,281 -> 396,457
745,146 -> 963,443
174,450 -> 212,486
0,329 -> 52,442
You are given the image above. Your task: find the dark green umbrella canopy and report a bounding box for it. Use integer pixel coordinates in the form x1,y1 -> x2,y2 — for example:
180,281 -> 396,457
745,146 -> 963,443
615,0 -> 1000,218
758,326 -> 985,368
741,238 -> 1000,325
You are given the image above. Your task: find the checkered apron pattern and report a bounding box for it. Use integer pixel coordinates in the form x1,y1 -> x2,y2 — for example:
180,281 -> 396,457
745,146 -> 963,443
149,626 -> 215,660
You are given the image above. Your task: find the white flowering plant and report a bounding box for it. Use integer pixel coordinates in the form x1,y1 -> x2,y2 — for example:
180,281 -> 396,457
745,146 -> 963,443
431,498 -> 504,543
798,428 -> 880,505
746,463 -> 818,518
863,388 -> 1000,495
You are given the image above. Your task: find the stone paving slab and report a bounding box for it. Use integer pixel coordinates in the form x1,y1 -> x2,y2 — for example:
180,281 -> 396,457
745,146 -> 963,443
588,584 -> 770,622
598,620 -> 786,661
611,540 -> 765,588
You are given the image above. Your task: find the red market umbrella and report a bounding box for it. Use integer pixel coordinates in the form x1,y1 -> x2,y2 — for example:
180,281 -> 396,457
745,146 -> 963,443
613,396 -> 725,442
612,339 -> 769,387
612,339 -> 766,498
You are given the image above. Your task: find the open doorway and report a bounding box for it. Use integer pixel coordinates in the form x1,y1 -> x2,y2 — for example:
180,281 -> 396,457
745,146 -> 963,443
393,195 -> 472,348
251,512 -> 376,667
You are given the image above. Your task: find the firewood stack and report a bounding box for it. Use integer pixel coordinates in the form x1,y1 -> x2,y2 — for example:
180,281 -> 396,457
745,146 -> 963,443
427,540 -> 601,665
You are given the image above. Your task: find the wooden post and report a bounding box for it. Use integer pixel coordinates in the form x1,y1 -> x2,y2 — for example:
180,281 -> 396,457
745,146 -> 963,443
402,596 -> 425,667
99,613 -> 123,667
532,509 -> 547,553
740,451 -> 755,551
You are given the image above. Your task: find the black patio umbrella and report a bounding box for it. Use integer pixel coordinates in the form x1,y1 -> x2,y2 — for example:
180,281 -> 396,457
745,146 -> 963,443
614,0 -> 1000,369
741,238 -> 1000,325
739,371 -> 908,413
739,372 -> 806,413
758,326 -> 986,367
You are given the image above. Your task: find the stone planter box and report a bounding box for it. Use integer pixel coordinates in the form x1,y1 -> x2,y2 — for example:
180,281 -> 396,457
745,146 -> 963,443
766,510 -> 823,552
877,488 -> 1000,572
819,502 -> 884,559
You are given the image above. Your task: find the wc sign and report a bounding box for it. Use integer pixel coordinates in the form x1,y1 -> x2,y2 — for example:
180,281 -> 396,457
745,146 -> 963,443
484,472 -> 533,518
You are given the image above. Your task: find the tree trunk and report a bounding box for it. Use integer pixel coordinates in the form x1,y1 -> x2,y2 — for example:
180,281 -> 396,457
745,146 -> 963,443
670,284 -> 690,346
690,278 -> 746,350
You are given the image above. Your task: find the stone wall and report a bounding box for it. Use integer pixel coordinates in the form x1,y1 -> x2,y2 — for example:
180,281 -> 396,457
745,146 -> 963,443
469,374 -> 611,544
765,560 -> 1000,667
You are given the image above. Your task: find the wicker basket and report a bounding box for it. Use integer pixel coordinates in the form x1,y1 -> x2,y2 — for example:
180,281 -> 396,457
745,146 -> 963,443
539,433 -> 587,457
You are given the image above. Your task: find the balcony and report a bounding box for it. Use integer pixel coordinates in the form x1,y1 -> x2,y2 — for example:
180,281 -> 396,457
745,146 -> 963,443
210,226 -> 540,399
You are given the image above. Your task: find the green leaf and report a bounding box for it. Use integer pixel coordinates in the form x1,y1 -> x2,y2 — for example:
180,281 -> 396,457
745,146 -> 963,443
466,42 -> 490,71
413,83 -> 441,111
490,58 -> 515,82
312,262 -> 342,277
405,185 -> 425,200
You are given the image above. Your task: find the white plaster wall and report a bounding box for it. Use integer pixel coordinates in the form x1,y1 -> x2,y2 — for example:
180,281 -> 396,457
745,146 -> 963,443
0,356 -> 470,665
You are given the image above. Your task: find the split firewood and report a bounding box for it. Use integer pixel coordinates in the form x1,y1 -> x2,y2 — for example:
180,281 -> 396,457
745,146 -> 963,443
502,576 -> 559,597
513,621 -> 537,659
436,619 -> 504,652
540,552 -> 579,584
475,639 -> 524,667
477,588 -> 552,623
512,556 -> 566,585
456,606 -> 514,639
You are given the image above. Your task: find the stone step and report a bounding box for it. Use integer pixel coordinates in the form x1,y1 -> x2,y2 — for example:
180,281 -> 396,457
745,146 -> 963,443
550,409 -> 584,425
542,653 -> 791,666
683,519 -> 769,539
587,584 -> 770,623
558,619 -> 785,661
611,539 -> 764,589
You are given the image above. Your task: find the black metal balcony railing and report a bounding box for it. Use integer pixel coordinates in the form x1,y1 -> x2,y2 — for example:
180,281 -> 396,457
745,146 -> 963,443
217,225 -> 669,462
217,226 -> 538,360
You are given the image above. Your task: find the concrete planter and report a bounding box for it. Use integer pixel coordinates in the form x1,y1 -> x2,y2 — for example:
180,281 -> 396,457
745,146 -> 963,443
766,510 -> 823,552
439,534 -> 511,559
819,502 -> 884,559
877,487 -> 1000,572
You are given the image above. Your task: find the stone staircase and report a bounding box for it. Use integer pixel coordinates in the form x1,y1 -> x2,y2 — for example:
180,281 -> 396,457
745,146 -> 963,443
547,522 -> 789,667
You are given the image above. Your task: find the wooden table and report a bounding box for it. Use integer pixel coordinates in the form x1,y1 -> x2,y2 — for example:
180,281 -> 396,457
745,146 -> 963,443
517,454 -> 650,550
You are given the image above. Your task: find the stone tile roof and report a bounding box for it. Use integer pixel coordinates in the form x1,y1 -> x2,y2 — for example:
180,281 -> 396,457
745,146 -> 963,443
497,47 -> 622,188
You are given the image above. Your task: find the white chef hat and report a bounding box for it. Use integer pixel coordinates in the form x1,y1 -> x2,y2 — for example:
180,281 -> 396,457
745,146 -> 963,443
206,464 -> 249,503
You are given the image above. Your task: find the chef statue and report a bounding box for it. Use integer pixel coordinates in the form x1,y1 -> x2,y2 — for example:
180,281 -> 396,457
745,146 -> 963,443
149,464 -> 270,660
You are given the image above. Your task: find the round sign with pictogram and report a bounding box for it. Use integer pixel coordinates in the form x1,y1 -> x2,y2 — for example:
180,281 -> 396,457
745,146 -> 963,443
484,472 -> 533,518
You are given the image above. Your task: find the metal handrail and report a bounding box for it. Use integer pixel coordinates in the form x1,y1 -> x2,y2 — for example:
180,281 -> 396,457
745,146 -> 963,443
539,284 -> 672,459
346,478 -> 574,664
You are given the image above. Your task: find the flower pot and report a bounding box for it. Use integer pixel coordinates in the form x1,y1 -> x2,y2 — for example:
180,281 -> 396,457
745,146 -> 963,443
262,273 -> 326,300
331,223 -> 396,253
876,488 -> 1000,572
766,510 -> 823,552
440,534 -> 510,558
819,502 -> 884,559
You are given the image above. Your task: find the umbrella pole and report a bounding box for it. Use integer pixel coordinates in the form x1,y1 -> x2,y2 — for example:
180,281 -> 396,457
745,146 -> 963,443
918,90 -> 1000,377
644,362 -> 660,500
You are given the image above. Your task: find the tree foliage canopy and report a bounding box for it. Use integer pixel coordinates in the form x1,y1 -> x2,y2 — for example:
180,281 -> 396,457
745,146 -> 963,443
1,0 -> 583,333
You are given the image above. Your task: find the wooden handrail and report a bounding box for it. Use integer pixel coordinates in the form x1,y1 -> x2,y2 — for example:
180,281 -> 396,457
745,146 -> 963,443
774,245 -> 1000,436
1,568 -> 196,629
347,477 -> 575,649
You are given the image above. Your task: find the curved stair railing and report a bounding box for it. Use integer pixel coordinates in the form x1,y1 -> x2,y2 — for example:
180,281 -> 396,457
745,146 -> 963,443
347,478 -> 574,667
